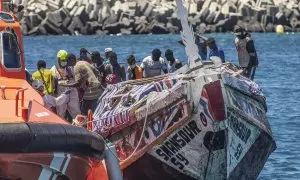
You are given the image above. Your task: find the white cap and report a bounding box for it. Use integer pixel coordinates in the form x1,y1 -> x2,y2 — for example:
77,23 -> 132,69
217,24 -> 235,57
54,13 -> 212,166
105,48 -> 112,53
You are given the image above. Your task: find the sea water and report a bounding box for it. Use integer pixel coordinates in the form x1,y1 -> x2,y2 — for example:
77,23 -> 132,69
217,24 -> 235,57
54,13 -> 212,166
24,33 -> 300,179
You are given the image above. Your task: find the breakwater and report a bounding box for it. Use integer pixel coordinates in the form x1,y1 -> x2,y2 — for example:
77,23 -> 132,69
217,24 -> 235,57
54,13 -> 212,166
18,0 -> 300,35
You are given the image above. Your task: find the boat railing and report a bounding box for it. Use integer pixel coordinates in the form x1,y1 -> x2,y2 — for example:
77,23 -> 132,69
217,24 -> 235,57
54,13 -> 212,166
0,86 -> 28,121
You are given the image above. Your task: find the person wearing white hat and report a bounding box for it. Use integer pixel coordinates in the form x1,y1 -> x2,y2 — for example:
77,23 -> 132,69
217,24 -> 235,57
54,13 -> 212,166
104,48 -> 113,65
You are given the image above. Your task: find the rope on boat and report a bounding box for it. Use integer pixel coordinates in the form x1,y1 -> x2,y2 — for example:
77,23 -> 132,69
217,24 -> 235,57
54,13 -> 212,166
90,81 -> 184,162
95,94 -> 151,163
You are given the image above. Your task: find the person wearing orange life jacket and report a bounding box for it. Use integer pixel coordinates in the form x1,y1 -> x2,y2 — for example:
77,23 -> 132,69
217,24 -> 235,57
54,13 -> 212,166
32,80 -> 71,112
32,60 -> 55,95
126,55 -> 143,80
50,50 -> 81,119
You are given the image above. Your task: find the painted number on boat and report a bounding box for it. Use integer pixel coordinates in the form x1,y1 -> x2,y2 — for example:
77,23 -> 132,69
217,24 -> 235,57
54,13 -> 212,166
35,112 -> 50,117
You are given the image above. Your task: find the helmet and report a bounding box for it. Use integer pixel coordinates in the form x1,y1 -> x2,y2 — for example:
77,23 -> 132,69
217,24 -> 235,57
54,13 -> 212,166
57,50 -> 68,61
32,80 -> 44,90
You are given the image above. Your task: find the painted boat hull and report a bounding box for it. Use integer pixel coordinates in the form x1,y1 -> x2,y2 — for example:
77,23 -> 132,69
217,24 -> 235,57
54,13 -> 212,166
93,62 -> 276,180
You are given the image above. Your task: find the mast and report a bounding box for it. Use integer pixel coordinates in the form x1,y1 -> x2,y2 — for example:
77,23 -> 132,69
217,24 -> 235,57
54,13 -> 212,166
175,0 -> 202,69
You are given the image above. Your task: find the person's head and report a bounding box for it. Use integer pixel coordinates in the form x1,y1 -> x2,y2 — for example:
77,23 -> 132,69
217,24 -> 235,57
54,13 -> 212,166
109,51 -> 118,66
206,38 -> 217,50
127,55 -> 136,69
37,60 -> 46,70
80,48 -> 90,60
66,53 -> 77,67
105,48 -> 113,58
57,50 -> 68,67
152,48 -> 161,61
91,51 -> 103,64
234,25 -> 246,39
32,80 -> 44,94
165,49 -> 175,62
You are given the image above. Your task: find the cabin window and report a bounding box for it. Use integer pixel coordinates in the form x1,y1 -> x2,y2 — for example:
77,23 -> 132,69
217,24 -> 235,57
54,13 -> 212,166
0,32 -> 21,69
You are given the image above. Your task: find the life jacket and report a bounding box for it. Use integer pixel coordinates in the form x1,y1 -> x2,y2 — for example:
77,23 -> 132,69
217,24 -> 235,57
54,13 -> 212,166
128,65 -> 143,80
55,64 -> 74,80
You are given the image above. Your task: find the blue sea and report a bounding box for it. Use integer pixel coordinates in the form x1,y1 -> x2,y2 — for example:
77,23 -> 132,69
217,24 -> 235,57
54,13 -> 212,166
24,33 -> 300,179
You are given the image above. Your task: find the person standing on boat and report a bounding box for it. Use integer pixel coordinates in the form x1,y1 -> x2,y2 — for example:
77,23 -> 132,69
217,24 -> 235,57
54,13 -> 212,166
234,25 -> 258,80
78,48 -> 93,64
91,51 -> 107,85
32,60 -> 55,95
59,60 -> 103,115
206,38 -> 225,63
141,48 -> 168,78
104,48 -> 113,65
127,55 -> 143,80
105,51 -> 126,83
165,49 -> 183,73
195,34 -> 208,60
50,50 -> 81,119
32,80 -> 71,112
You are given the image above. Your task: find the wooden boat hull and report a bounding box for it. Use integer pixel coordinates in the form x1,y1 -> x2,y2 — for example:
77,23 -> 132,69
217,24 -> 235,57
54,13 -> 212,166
93,62 -> 276,180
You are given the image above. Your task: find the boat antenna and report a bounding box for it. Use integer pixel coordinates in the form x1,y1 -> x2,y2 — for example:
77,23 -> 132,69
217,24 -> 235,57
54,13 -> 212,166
175,0 -> 202,69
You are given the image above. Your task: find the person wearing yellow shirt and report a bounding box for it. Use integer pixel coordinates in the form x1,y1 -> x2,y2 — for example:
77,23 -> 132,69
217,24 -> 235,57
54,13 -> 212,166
32,60 -> 55,95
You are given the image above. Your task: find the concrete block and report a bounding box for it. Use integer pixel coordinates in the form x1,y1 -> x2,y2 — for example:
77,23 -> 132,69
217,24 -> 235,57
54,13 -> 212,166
214,12 -> 225,24
266,6 -> 279,17
66,0 -> 77,11
221,3 -> 229,15
284,8 -> 293,19
151,22 -> 168,34
199,8 -> 210,21
75,6 -> 89,24
209,2 -> 219,12
70,6 -> 79,16
205,11 -> 216,24
202,0 -> 211,9
143,3 -> 153,17
189,2 -> 198,14
41,19 -> 63,35
120,28 -> 132,35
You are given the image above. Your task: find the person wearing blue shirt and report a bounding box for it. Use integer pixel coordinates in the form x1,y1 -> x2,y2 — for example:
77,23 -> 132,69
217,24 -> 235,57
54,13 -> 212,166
206,38 -> 225,63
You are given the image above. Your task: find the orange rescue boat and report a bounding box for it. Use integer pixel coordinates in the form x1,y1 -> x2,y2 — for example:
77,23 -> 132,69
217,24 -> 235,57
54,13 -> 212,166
0,1 -> 109,179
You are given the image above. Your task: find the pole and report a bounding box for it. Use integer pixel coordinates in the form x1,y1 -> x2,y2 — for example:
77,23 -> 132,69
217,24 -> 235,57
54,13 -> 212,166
104,142 -> 123,180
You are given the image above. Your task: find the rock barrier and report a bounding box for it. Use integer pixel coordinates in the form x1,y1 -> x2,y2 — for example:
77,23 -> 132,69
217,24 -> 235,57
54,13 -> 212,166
18,0 -> 300,35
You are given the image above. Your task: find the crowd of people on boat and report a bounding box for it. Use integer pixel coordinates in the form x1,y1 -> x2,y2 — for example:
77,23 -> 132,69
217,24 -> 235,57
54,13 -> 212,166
26,25 -> 258,122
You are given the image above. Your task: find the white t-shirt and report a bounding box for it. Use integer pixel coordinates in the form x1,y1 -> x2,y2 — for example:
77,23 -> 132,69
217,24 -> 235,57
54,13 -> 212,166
43,93 -> 68,109
168,59 -> 182,73
50,65 -> 75,95
141,56 -> 167,78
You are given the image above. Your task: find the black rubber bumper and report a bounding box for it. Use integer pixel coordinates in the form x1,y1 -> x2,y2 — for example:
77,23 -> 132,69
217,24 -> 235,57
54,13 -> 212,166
0,123 -> 104,157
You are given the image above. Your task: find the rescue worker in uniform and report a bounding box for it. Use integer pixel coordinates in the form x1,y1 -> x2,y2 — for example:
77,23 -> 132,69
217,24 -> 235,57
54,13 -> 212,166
234,25 -> 259,80
50,50 -> 81,119
141,48 -> 168,78
165,49 -> 183,73
127,55 -> 143,80
32,60 -> 55,95
32,80 -> 71,112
